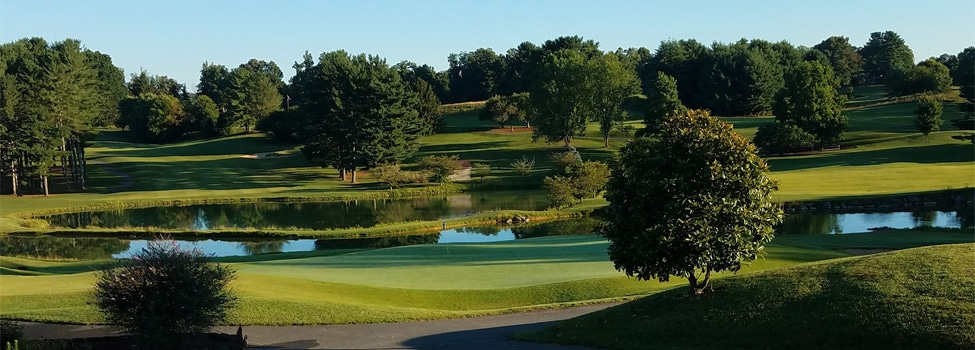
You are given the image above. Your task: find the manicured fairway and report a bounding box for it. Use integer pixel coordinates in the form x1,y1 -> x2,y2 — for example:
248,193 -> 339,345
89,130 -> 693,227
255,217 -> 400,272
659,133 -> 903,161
1,230 -> 971,325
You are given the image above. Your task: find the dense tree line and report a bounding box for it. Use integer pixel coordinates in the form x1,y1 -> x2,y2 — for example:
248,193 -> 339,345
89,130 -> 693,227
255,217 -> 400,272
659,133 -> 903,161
3,32 -> 971,196
0,38 -> 125,195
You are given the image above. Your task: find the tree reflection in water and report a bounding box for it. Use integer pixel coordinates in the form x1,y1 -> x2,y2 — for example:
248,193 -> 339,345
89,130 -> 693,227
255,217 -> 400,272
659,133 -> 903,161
0,236 -> 130,260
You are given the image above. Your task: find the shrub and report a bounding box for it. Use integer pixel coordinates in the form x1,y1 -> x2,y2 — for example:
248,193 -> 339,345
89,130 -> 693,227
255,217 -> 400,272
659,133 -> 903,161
544,175 -> 577,209
370,164 -> 410,189
511,156 -> 535,177
753,121 -> 817,154
568,161 -> 610,199
419,155 -> 461,184
471,163 -> 492,179
549,151 -> 582,176
0,320 -> 23,345
93,239 -> 237,349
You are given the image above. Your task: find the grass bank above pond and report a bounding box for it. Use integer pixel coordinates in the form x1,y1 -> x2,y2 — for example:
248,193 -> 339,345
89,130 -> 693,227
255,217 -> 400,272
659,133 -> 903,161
516,243 -> 975,350
0,228 -> 971,325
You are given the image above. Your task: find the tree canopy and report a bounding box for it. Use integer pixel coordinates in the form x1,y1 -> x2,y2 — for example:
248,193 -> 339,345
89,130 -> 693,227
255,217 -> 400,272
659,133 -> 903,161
773,60 -> 848,148
297,50 -> 423,183
599,110 -> 782,295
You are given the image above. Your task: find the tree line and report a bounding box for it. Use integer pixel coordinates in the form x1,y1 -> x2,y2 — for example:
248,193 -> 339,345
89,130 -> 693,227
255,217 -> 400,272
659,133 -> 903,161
2,32 -> 973,195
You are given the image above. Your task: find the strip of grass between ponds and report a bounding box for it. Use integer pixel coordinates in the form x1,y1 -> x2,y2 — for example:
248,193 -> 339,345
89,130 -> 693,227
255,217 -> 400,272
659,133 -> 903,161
6,206 -> 599,239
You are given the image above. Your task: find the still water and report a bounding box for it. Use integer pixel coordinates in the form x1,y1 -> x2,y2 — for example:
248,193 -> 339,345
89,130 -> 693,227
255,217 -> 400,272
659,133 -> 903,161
43,192 -> 548,231
5,210 -> 970,260
1,218 -> 600,259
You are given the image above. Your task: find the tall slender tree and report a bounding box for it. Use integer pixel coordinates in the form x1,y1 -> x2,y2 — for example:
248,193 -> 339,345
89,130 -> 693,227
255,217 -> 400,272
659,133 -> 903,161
591,53 -> 640,147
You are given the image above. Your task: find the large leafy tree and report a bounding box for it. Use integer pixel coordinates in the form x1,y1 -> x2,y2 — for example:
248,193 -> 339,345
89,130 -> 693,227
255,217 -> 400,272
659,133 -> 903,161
859,31 -> 915,83
773,60 -> 848,149
299,50 -> 422,183
955,47 -> 975,128
591,53 -> 640,147
640,72 -> 686,135
812,36 -> 864,86
599,109 -> 782,295
497,41 -> 543,95
529,50 -> 595,147
226,67 -> 282,133
197,62 -> 230,109
85,50 -> 127,126
885,59 -> 952,96
447,48 -> 502,102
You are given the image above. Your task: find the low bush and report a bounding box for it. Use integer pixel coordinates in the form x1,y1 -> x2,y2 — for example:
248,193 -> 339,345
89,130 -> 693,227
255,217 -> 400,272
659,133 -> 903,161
93,239 -> 237,349
511,156 -> 535,177
753,121 -> 816,154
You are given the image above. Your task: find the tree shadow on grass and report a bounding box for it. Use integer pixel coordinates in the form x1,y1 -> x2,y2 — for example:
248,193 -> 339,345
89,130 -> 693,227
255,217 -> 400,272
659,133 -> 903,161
401,322 -> 595,350
766,143 -> 975,172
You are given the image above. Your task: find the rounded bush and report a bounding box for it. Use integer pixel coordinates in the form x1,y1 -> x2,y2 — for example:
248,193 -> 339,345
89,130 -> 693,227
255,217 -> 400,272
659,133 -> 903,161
93,240 -> 236,348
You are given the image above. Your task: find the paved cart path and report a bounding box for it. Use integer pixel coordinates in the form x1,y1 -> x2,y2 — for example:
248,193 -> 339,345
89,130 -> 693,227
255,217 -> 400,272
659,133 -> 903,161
21,303 -> 618,349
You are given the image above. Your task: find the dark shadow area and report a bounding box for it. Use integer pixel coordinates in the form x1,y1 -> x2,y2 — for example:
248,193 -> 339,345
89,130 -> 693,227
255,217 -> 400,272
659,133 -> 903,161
416,141 -> 510,154
766,142 -> 975,172
96,134 -> 294,158
401,322 -> 595,350
252,339 -> 320,349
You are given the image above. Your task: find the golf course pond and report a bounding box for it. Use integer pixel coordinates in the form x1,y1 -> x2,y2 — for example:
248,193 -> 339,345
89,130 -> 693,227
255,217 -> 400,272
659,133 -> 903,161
4,208 -> 973,259
41,192 -> 549,231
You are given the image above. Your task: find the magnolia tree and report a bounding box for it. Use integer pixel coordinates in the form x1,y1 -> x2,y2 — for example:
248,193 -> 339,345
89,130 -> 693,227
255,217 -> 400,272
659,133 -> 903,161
599,110 -> 783,295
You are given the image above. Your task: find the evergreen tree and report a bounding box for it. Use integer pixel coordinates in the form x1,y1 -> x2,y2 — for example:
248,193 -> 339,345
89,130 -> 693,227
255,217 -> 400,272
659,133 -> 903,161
299,51 -> 422,183
859,31 -> 915,83
640,72 -> 686,135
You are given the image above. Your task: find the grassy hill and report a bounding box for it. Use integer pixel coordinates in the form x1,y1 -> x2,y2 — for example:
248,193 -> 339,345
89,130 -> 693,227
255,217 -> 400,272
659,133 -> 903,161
516,243 -> 975,350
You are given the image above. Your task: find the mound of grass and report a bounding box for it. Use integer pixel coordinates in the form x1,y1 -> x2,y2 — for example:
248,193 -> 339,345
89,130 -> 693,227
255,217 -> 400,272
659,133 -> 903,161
517,243 -> 975,350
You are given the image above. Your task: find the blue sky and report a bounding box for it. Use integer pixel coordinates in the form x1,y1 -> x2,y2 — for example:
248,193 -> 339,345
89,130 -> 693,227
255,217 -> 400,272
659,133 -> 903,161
2,0 -> 973,86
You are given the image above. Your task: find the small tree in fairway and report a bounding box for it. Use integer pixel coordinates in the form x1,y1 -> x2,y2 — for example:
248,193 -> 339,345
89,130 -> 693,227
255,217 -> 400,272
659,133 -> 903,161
914,97 -> 943,142
598,110 -> 783,295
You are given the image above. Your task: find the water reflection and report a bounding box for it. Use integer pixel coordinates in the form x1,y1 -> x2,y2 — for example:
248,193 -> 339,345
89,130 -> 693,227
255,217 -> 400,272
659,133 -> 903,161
0,236 -> 130,260
776,209 -> 973,234
6,210 -> 972,260
43,192 -> 548,231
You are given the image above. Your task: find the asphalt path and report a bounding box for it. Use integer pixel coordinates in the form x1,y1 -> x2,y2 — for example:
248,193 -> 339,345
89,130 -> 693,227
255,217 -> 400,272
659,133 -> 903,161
20,303 -> 617,349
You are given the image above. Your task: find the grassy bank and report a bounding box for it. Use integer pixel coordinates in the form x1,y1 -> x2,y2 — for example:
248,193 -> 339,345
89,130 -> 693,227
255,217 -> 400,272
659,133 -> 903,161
1,229 -> 971,325
516,243 -> 975,350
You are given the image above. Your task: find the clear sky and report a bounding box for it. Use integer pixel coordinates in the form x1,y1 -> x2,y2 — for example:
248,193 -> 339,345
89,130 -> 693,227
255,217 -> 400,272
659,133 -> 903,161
2,0 -> 973,86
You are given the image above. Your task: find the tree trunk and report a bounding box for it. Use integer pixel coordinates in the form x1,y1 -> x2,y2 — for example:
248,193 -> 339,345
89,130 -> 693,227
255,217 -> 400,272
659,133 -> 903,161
350,168 -> 357,184
10,161 -> 18,196
526,122 -> 531,130
79,144 -> 87,189
510,125 -> 514,132
604,134 -> 610,148
564,136 -> 571,148
686,269 -> 712,295
339,168 -> 346,181
42,175 -> 49,197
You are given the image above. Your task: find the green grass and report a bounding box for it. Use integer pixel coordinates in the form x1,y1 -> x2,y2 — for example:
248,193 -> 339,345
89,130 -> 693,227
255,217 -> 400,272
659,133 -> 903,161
1,230 -> 970,325
516,243 -> 975,350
